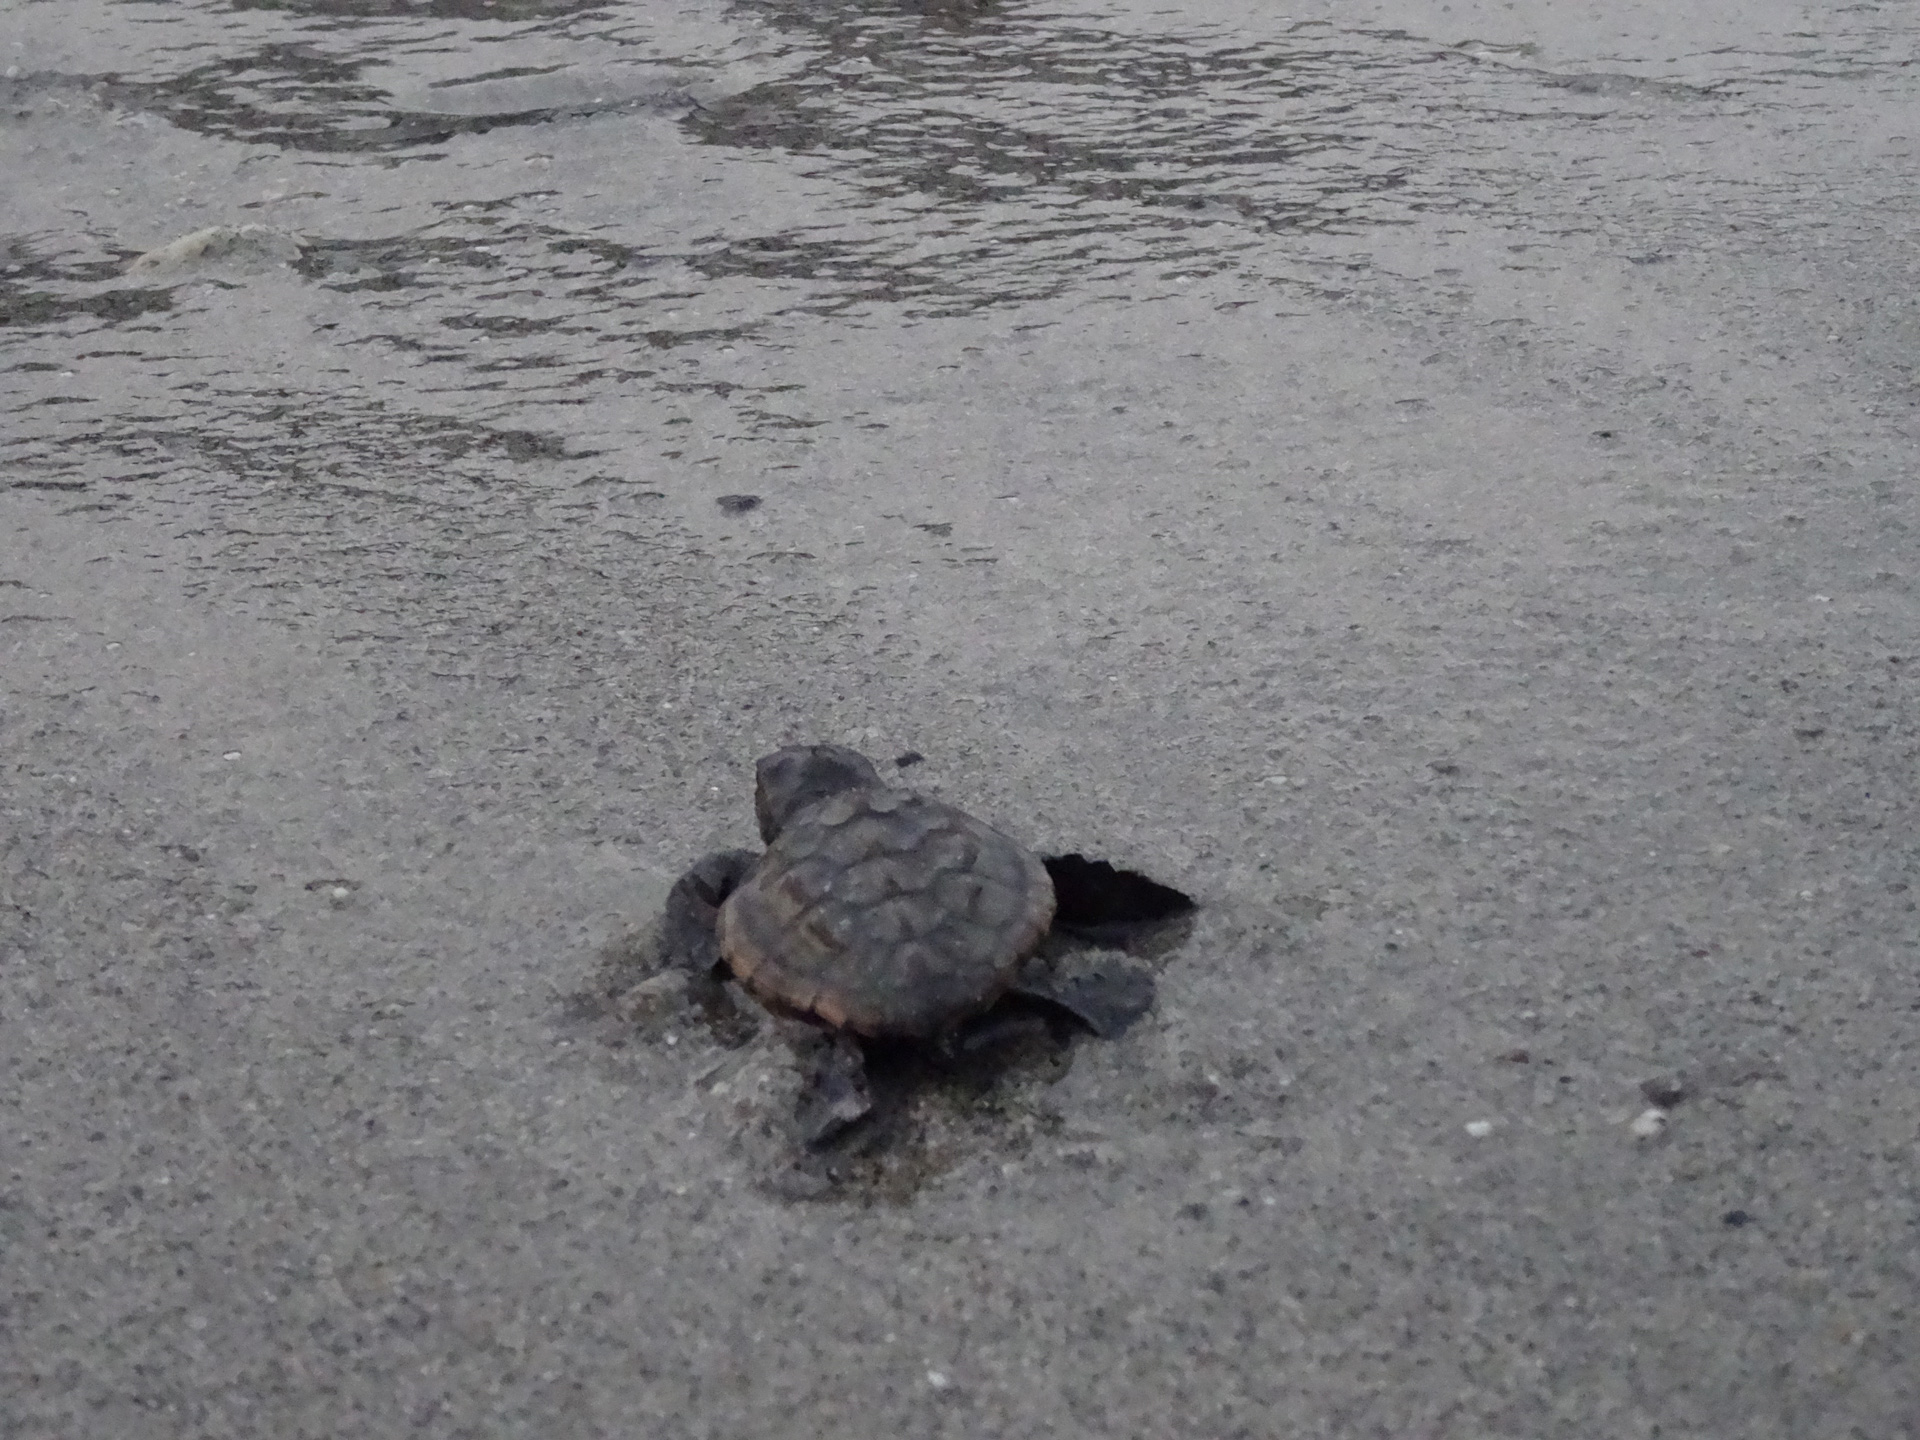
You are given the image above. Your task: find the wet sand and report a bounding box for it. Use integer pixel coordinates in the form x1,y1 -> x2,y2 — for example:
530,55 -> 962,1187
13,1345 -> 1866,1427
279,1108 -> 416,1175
5,1 -> 1918,1434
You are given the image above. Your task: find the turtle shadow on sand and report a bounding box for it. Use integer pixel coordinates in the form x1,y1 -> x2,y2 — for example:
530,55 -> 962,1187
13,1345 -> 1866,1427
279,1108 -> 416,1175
592,745 -> 1194,1200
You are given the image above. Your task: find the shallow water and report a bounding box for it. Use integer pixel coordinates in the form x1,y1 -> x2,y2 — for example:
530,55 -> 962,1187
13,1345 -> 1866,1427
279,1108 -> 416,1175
8,0 -> 1913,685
9,0 -> 1911,531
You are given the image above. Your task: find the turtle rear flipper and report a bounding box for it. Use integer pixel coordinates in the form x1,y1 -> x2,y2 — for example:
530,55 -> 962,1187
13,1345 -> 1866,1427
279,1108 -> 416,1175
795,1033 -> 874,1146
662,849 -> 759,974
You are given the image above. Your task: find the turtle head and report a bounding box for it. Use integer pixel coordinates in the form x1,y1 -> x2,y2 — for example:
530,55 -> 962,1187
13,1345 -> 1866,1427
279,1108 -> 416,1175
753,744 -> 885,842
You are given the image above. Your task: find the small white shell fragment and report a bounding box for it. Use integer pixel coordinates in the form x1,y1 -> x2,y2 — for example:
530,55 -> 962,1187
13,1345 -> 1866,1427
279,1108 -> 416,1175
1631,1107 -> 1670,1139
1464,1119 -> 1495,1138
926,1370 -> 951,1390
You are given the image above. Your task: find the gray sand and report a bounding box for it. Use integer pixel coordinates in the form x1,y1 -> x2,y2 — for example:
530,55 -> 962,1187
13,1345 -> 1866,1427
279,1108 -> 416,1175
4,1 -> 1917,1435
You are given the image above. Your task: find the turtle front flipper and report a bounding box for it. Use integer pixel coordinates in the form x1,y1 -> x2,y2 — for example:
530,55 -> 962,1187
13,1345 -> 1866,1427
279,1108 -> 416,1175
1007,951 -> 1157,1039
661,849 -> 760,975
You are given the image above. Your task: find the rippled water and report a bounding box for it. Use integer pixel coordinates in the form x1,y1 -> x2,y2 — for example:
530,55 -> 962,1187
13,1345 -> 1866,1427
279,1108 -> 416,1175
3,0 -> 1916,682
8,1 -> 1907,501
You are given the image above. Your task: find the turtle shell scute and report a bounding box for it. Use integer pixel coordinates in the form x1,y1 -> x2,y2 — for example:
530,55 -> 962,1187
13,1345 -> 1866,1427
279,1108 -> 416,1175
716,789 -> 1055,1037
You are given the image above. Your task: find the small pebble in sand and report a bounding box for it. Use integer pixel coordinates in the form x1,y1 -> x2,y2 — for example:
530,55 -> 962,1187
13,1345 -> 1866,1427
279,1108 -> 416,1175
1640,1075 -> 1688,1108
1630,1107 -> 1669,1139
1464,1119 -> 1495,1138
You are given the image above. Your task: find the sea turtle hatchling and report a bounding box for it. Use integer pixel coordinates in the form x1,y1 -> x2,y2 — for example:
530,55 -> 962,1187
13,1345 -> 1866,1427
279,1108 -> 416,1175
659,744 -> 1162,1135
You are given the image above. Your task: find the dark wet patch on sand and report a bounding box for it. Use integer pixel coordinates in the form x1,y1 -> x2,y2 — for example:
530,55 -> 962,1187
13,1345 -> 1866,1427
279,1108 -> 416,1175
566,853 -> 1195,1204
